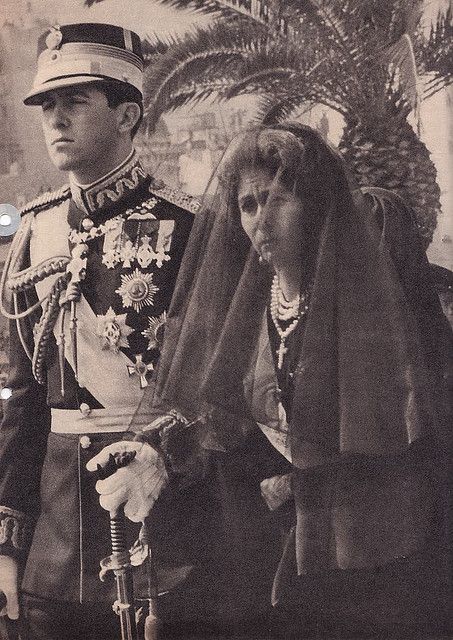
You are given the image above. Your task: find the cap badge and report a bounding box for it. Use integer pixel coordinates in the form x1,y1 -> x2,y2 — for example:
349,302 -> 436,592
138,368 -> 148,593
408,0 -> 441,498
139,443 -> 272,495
45,26 -> 63,51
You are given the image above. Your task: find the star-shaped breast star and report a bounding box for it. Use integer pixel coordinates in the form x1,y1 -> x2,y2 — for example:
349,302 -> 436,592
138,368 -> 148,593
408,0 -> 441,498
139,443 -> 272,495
96,307 -> 134,352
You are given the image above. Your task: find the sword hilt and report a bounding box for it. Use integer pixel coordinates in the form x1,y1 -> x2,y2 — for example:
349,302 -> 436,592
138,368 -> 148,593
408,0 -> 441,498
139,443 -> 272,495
96,450 -> 137,481
96,450 -> 139,640
110,511 -> 127,554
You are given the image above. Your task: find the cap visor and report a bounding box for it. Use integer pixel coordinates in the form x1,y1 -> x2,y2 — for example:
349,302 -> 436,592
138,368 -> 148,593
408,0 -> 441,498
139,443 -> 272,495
24,75 -> 112,105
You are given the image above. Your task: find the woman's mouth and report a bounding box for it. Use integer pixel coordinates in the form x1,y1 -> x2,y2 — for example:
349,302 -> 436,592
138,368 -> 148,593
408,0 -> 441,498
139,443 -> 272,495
258,239 -> 273,260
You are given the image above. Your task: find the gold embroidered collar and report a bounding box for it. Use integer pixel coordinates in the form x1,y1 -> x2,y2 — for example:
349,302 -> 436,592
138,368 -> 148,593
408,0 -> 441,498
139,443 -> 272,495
70,150 -> 148,216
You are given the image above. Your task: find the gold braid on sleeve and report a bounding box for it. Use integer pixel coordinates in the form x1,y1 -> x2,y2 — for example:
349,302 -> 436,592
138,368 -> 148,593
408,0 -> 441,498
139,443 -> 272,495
0,506 -> 31,554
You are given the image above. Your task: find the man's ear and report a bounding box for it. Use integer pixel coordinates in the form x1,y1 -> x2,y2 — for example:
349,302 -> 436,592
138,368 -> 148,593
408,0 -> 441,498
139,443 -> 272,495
116,102 -> 141,135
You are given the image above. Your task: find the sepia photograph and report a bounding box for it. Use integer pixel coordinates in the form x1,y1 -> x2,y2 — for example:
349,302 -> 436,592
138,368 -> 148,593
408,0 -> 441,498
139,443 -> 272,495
0,0 -> 452,638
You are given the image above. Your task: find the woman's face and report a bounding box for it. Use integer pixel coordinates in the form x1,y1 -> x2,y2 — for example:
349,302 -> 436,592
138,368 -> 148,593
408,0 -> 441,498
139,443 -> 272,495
237,165 -> 304,270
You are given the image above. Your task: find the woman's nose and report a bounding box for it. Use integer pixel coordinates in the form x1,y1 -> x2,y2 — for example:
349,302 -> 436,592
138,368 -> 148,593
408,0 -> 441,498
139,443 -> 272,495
257,203 -> 272,233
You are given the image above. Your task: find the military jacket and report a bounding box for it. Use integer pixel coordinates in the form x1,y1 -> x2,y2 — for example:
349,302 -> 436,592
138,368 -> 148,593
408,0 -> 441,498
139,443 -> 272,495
0,151 -> 198,601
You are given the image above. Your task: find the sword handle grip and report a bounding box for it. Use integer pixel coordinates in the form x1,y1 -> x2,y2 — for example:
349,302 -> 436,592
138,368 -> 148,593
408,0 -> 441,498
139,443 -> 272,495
96,452 -> 139,640
110,511 -> 127,554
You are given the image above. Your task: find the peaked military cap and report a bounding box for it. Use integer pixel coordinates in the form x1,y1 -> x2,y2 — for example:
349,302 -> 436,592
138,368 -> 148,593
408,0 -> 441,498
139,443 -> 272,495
24,23 -> 144,105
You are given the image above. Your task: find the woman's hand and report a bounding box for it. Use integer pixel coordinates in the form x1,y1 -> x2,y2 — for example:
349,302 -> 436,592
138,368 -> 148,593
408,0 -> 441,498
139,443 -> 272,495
86,441 -> 168,522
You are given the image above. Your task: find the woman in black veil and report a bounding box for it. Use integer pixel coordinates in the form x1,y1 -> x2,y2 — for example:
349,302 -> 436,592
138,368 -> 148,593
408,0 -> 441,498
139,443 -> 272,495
133,122 -> 453,638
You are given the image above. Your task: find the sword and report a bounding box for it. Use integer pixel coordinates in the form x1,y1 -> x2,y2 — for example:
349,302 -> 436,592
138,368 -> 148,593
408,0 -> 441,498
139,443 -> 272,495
98,451 -> 139,640
95,412 -> 203,640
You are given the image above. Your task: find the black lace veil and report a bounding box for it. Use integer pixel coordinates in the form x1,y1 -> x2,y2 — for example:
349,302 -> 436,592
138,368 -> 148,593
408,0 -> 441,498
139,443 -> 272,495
131,122 -> 452,471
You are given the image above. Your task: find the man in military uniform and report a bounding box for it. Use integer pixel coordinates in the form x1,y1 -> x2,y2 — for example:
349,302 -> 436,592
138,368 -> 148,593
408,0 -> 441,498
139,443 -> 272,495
0,23 -> 200,639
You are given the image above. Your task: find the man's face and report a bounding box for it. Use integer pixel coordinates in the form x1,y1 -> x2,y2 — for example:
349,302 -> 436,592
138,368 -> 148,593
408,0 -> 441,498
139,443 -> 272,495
40,85 -> 122,179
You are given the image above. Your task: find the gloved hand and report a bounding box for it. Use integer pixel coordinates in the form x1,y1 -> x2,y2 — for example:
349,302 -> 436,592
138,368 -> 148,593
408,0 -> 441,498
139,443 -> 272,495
86,441 -> 168,523
0,555 -> 19,619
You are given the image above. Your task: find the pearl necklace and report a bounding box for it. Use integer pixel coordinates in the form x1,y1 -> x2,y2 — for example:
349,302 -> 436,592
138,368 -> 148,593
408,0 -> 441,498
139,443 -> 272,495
270,275 -> 309,369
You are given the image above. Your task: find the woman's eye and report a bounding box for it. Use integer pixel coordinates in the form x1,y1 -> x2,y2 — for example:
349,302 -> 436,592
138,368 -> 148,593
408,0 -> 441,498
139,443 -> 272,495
240,197 -> 257,214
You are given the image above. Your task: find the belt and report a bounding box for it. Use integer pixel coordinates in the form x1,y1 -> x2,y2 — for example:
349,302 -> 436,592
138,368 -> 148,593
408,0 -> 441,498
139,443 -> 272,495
51,407 -> 155,434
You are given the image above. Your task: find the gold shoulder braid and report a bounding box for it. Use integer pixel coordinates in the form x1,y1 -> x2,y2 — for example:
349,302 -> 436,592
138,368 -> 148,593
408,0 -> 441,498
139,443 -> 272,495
19,184 -> 71,217
148,179 -> 201,214
0,186 -> 72,368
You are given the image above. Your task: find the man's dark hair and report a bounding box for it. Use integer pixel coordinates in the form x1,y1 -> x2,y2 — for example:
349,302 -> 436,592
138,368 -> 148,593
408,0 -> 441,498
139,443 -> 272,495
94,80 -> 144,138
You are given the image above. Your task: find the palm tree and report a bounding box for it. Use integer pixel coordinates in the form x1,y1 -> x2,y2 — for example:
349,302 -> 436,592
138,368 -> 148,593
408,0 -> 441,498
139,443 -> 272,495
87,0 -> 453,247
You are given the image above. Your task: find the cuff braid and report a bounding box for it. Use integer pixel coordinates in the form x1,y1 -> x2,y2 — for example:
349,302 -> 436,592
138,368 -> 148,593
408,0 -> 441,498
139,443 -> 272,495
0,506 -> 30,557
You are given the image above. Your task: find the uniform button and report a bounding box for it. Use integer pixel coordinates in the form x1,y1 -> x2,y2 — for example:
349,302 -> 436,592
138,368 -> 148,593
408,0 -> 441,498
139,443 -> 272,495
79,403 -> 91,417
80,435 -> 91,450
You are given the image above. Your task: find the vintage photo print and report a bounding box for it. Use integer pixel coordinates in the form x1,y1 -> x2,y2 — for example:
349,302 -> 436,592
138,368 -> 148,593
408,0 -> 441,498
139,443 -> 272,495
0,1 -> 452,639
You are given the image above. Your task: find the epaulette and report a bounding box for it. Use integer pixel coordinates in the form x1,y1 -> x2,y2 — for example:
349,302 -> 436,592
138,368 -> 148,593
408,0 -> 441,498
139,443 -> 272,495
149,179 -> 200,214
19,184 -> 71,217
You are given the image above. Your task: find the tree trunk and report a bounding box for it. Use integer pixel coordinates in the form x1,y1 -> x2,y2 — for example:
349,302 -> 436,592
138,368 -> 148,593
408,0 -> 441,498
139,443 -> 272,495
339,112 -> 440,250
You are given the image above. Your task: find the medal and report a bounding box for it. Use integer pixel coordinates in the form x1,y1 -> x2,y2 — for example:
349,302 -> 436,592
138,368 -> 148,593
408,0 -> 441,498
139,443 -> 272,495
96,307 -> 134,352
102,248 -> 120,269
136,235 -> 156,269
127,354 -> 154,388
120,239 -> 136,269
154,220 -> 174,268
116,268 -> 159,312
142,311 -> 167,351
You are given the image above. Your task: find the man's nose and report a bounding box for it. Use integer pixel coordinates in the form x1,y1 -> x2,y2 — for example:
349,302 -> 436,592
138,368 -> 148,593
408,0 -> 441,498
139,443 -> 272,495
48,105 -> 69,128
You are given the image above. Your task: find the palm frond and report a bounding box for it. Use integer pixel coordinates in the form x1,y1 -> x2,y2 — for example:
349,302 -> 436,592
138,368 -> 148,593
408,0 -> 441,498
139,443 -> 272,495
142,21 -> 267,128
144,49 -> 244,125
144,14 -> 361,121
387,33 -> 420,112
225,68 -> 298,98
254,93 -> 312,124
220,30 -> 355,107
288,0 -> 386,93
87,0 -> 453,127
85,0 -> 228,16
419,3 -> 453,97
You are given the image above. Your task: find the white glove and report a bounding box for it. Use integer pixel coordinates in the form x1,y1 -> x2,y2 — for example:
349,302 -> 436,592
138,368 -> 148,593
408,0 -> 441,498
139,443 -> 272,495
86,441 -> 168,523
0,555 -> 19,619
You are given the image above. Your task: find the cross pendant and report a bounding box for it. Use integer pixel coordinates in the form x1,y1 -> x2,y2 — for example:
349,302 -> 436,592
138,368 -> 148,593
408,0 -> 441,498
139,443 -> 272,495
127,355 -> 154,389
277,341 -> 288,369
